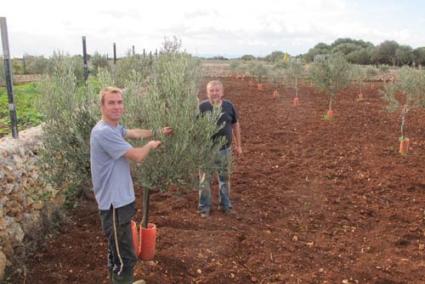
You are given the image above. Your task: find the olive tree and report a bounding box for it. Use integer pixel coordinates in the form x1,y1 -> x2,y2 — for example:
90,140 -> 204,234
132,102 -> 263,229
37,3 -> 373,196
351,65 -> 367,98
382,66 -> 425,142
309,53 -> 352,119
285,58 -> 304,100
124,43 -> 223,227
248,61 -> 269,84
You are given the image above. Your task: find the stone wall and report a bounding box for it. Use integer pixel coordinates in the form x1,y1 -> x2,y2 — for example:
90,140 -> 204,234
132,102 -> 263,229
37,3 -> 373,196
0,126 -> 64,280
0,74 -> 42,86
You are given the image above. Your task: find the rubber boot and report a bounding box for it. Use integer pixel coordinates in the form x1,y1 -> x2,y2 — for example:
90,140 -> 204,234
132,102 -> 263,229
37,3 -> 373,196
112,271 -> 134,284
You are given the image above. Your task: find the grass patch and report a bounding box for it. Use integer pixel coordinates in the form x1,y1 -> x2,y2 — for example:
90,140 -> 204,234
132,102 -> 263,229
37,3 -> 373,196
0,82 -> 44,137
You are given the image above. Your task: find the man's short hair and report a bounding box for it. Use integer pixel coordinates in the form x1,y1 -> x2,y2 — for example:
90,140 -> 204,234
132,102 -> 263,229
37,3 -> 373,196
206,80 -> 223,90
99,87 -> 123,105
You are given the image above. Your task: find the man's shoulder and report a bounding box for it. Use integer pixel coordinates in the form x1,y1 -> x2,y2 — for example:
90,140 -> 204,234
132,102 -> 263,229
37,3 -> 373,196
199,99 -> 211,107
91,121 -> 123,138
222,100 -> 236,109
199,100 -> 212,112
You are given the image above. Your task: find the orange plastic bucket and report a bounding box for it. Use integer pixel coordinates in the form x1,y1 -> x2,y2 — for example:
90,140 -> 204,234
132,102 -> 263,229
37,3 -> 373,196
257,83 -> 264,91
326,110 -> 334,119
139,223 -> 157,261
131,220 -> 140,256
399,138 -> 410,155
293,97 -> 300,106
272,90 -> 279,98
131,221 -> 157,261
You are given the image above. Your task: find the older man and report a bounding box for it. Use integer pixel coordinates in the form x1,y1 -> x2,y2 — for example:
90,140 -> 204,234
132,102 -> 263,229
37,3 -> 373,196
90,87 -> 171,283
198,80 -> 242,217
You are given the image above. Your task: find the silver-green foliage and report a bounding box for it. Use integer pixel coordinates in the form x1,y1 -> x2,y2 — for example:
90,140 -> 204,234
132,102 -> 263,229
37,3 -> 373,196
309,53 -> 352,109
351,65 -> 367,93
383,67 -> 425,110
270,65 -> 285,86
90,52 -> 110,75
382,66 -> 425,137
310,53 -> 352,96
248,61 -> 269,83
38,54 -> 99,193
285,58 -> 304,97
126,48 -> 223,191
112,54 -> 153,88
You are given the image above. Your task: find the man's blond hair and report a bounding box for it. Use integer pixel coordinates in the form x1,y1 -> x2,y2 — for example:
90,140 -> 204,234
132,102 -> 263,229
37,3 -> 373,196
206,80 -> 223,90
99,87 -> 123,105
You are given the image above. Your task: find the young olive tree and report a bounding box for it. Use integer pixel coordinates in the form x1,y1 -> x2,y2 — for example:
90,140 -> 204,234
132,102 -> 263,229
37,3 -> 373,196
38,54 -> 100,206
124,43 -> 223,227
248,61 -> 269,84
309,53 -> 352,119
351,65 -> 367,98
382,66 -> 425,142
270,65 -> 285,87
285,58 -> 304,99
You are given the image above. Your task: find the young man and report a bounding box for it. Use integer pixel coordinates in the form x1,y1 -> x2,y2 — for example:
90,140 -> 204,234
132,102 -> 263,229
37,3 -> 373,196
90,87 -> 172,284
198,80 -> 242,218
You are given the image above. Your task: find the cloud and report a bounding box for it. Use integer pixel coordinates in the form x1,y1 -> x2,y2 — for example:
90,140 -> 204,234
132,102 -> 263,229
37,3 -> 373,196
2,0 -> 424,57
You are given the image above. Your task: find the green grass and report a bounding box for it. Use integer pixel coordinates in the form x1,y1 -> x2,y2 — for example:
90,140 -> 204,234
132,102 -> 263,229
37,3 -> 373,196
0,82 -> 44,137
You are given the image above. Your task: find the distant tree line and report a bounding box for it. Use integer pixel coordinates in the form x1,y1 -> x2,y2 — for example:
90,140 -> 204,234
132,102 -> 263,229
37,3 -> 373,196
236,38 -> 425,67
303,38 -> 425,66
2,37 -> 425,80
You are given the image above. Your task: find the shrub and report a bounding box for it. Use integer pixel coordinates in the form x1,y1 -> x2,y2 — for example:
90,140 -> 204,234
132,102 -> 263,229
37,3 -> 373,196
37,54 -> 99,205
90,52 -> 110,75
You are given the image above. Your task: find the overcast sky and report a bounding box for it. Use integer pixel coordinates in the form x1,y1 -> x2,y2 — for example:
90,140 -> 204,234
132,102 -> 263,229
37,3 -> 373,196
2,0 -> 425,58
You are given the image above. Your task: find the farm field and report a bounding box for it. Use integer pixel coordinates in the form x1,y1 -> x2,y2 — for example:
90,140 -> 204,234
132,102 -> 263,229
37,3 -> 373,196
16,77 -> 425,283
0,83 -> 43,137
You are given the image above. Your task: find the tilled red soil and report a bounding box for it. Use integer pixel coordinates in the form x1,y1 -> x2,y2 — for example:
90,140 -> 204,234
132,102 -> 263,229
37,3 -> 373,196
14,78 -> 425,283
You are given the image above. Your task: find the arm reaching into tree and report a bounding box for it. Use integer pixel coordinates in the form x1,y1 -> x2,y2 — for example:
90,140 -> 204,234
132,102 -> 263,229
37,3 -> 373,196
124,140 -> 161,163
125,127 -> 174,140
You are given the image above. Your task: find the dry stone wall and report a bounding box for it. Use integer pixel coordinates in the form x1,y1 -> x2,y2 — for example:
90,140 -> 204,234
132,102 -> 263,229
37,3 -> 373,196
0,126 -> 64,280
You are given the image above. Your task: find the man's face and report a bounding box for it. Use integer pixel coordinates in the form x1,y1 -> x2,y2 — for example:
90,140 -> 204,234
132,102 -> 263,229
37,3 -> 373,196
101,92 -> 124,123
207,84 -> 223,104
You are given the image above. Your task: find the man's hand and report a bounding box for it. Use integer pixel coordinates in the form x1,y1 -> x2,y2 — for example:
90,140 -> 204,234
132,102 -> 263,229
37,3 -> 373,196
148,140 -> 162,149
234,145 -> 242,155
161,127 -> 174,136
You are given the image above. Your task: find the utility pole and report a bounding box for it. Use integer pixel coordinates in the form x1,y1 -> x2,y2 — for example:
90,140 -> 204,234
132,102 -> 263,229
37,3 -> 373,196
82,36 -> 88,81
1,17 -> 18,138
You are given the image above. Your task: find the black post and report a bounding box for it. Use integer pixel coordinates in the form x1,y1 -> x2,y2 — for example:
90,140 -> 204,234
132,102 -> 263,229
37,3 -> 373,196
141,188 -> 150,228
113,42 -> 117,64
82,36 -> 88,81
143,48 -> 146,58
1,17 -> 18,139
132,45 -> 135,56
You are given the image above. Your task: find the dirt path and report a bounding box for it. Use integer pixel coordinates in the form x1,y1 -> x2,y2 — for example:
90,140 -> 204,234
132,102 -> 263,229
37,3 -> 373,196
16,78 -> 425,283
